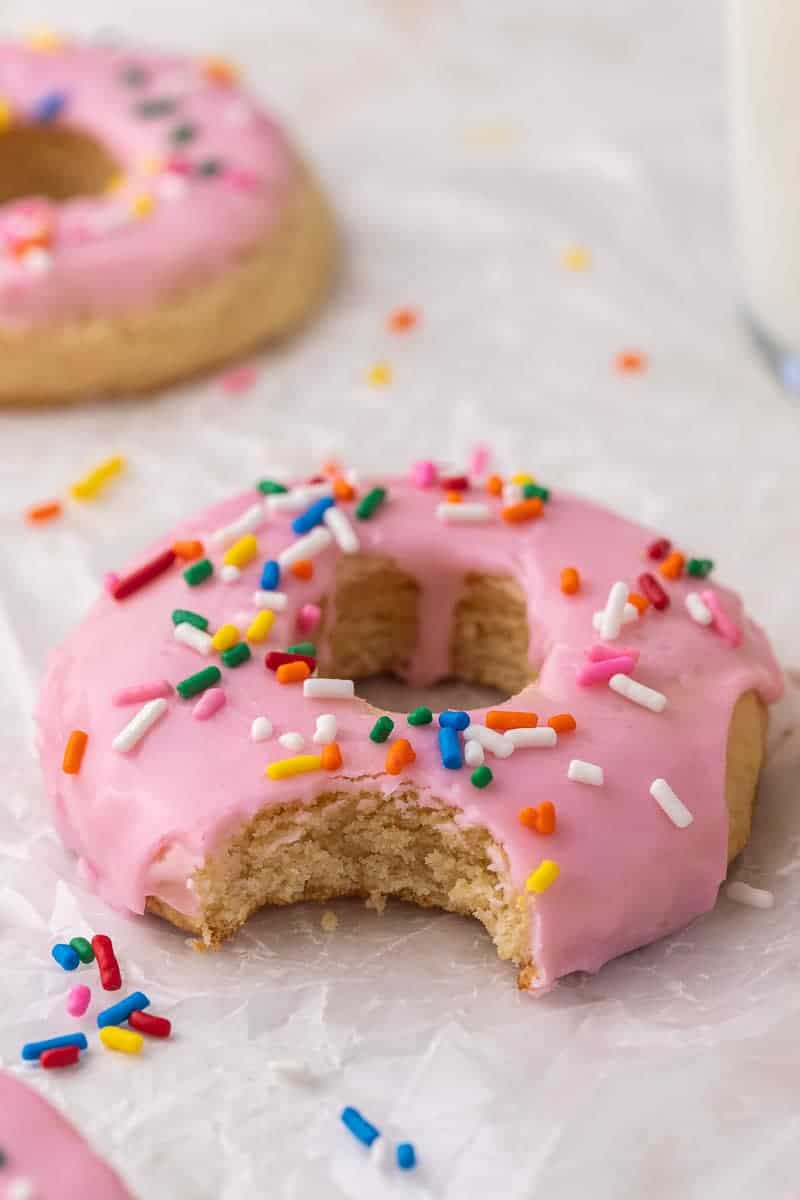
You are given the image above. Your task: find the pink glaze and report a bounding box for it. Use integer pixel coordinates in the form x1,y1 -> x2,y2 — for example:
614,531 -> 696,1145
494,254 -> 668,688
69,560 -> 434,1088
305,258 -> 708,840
36,478 -> 783,990
576,655 -> 636,686
112,678 -> 172,706
0,40 -> 295,327
193,686 -> 226,721
0,1069 -> 133,1197
66,983 -> 91,1016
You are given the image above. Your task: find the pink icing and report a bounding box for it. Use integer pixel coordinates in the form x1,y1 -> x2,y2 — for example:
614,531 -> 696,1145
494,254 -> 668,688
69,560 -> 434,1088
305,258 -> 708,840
0,40 -> 294,326
36,478 -> 783,990
0,1069 -> 133,1198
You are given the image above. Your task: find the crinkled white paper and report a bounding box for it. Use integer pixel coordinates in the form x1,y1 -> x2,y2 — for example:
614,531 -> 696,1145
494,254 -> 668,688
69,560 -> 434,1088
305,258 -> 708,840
1,2 -> 800,1197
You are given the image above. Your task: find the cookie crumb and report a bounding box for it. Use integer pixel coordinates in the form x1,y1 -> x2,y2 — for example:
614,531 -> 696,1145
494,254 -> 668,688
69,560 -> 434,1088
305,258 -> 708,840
321,910 -> 338,932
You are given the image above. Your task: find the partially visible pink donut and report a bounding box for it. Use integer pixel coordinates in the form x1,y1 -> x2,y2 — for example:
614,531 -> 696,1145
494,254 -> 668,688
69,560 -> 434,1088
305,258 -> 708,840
0,36 -> 334,403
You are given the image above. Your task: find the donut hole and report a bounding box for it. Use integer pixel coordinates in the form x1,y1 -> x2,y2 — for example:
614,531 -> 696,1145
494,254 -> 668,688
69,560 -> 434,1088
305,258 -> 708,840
0,125 -> 121,203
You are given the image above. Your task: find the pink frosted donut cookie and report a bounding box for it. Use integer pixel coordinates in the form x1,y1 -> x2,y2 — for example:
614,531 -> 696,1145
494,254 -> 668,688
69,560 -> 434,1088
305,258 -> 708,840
0,1069 -> 134,1198
0,35 -> 334,404
37,466 -> 783,991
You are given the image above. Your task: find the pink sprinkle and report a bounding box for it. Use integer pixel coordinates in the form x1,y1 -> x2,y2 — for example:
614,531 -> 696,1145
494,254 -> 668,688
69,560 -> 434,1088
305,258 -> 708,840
166,155 -> 192,175
469,444 -> 491,477
193,686 -> 226,721
103,572 -> 120,594
297,603 -> 321,635
67,984 -> 91,1018
411,460 -> 438,489
226,167 -> 261,191
701,590 -> 743,647
219,364 -> 258,394
112,679 -> 173,706
586,643 -> 640,665
576,654 -> 637,686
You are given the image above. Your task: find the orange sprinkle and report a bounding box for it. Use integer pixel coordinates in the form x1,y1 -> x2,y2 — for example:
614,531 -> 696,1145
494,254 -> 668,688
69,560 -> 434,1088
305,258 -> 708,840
172,539 -> 204,561
290,560 -> 314,581
445,490 -> 463,504
26,499 -> 62,524
560,566 -> 580,595
614,349 -> 647,373
659,551 -> 685,580
519,802 -> 556,835
332,477 -> 355,501
276,661 -> 311,684
547,713 -> 576,734
387,306 -> 419,333
501,497 -> 543,524
627,591 -> 650,614
201,57 -> 238,85
385,737 -> 416,775
486,710 -> 537,732
321,458 -> 342,478
486,474 -> 503,497
62,730 -> 88,775
321,742 -> 343,770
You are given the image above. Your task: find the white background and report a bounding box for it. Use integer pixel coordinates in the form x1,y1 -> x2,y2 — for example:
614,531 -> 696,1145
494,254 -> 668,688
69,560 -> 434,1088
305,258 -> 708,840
1,2 -> 800,1198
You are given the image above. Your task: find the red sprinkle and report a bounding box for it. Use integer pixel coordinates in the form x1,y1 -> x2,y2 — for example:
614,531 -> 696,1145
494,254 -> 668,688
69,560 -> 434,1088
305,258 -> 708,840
647,537 -> 671,561
387,306 -> 419,333
637,572 -> 670,611
111,548 -> 176,601
265,651 -> 317,673
441,475 -> 469,491
41,1045 -> 80,1069
92,934 -> 122,991
128,1010 -> 172,1039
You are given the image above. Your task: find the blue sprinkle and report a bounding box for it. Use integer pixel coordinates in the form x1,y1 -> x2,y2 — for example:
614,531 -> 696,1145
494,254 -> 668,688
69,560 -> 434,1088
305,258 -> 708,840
22,1033 -> 88,1061
341,1106 -> 380,1148
438,725 -> 462,770
32,90 -> 68,123
51,943 -> 80,971
438,709 -> 469,731
260,559 -> 280,590
96,991 -> 150,1029
396,1143 -> 417,1170
291,496 -> 335,535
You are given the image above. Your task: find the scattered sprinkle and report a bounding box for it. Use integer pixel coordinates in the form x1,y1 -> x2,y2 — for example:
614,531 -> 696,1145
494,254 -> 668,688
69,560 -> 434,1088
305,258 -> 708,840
276,660 -> 311,684
387,306 -> 419,333
637,571 -> 669,611
112,697 -> 168,752
365,362 -> 392,386
505,727 -> 557,748
251,716 -> 273,741
278,731 -> 306,753
464,739 -> 484,766
687,558 -> 714,578
725,881 -> 774,909
463,723 -> 514,758
396,1143 -> 417,1171
209,502 -> 265,548
701,589 -> 743,647
174,622 -> 213,655
52,943 -> 80,971
341,1106 -> 380,1148
470,765 -> 493,788
649,777 -> 693,828
411,460 -> 438,489
686,592 -> 713,626
526,860 -> 560,893
265,754 -> 322,780
26,499 -> 62,523
355,487 -> 388,521
659,551 -> 685,580
176,665 -> 221,699
69,936 -> 94,964
324,505 -> 360,553
66,985 -> 91,1018
438,725 -> 462,770
183,557 -> 214,587
221,564 -> 241,584
561,244 -> 591,271
560,566 -> 580,594
385,738 -> 416,775
486,710 -> 537,732
211,623 -> 240,653
223,533 -> 258,569
92,934 -> 121,991
608,674 -> 667,712
247,609 -> 275,642
568,759 -> 604,786
62,730 -> 88,774
547,713 -> 576,733
303,678 -> 355,700
370,715 -> 395,743
221,641 -> 251,668
577,654 -> 636,686
99,1025 -> 143,1055
321,741 -> 343,770
278,526 -> 333,568
313,714 -> 338,744
128,1010 -> 171,1038
193,687 -> 226,720
501,497 -> 543,523
97,991 -> 150,1029
21,1033 -> 88,1062
407,706 -> 433,726
519,802 -> 555,834
615,349 -> 647,373
290,559 -> 314,581
172,539 -> 204,561
647,537 -> 671,561
437,501 -> 493,523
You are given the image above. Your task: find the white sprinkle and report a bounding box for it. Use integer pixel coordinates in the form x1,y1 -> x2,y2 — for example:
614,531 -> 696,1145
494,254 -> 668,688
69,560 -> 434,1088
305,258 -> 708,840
436,502 -> 493,523
303,678 -> 354,700
7,1179 -> 37,1200
649,777 -> 693,828
266,483 -> 333,514
268,1059 -> 316,1085
252,590 -> 288,611
463,723 -> 515,758
463,738 -> 485,767
278,731 -> 305,753
503,482 -> 524,506
321,909 -> 338,932
592,604 -> 638,631
568,759 -> 604,786
209,501 -> 266,548
21,247 -> 52,274
251,716 -> 273,742
685,591 -> 713,626
323,505 -> 360,553
608,674 -> 667,712
278,526 -> 333,568
312,713 -> 338,745
173,623 -> 213,655
221,564 -> 241,584
726,881 -> 775,909
505,727 -> 557,749
112,698 -> 168,753
600,580 -> 630,641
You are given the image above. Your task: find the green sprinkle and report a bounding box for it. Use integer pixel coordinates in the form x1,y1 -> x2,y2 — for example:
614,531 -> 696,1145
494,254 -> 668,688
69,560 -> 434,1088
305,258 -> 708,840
135,97 -> 176,118
69,937 -> 94,964
522,482 -> 550,502
197,158 -> 222,177
687,558 -> 714,578
471,765 -> 493,789
369,715 -> 395,743
183,558 -> 213,587
120,65 -> 147,87
355,487 -> 387,521
169,122 -> 197,144
176,665 -> 221,699
407,706 -> 433,726
171,608 -> 208,630
257,479 -> 288,495
221,642 -> 251,668
287,641 -> 316,655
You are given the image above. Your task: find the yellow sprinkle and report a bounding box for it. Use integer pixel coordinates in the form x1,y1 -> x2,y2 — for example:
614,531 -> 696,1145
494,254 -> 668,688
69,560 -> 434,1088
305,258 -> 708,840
25,26 -> 64,52
201,57 -> 239,85
211,623 -> 240,653
511,472 -> 535,486
526,860 -> 560,894
561,245 -> 591,272
366,362 -> 392,387
247,609 -> 275,643
105,173 -> 126,195
139,155 -> 163,177
70,455 -> 126,501
131,193 -> 155,219
265,754 -> 322,781
223,534 -> 258,569
0,99 -> 12,133
99,1025 -> 143,1055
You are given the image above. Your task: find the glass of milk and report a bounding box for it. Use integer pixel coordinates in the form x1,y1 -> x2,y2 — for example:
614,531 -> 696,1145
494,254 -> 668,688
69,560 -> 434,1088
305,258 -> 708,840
729,0 -> 800,387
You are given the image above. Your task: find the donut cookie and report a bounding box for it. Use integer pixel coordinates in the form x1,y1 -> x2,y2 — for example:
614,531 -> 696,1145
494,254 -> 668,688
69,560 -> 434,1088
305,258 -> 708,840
37,469 -> 783,991
0,38 -> 334,404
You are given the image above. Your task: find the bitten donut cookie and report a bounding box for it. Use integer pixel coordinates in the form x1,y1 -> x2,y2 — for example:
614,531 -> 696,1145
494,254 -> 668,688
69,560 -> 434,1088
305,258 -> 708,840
0,1069 -> 134,1198
37,464 -> 783,991
0,36 -> 334,404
